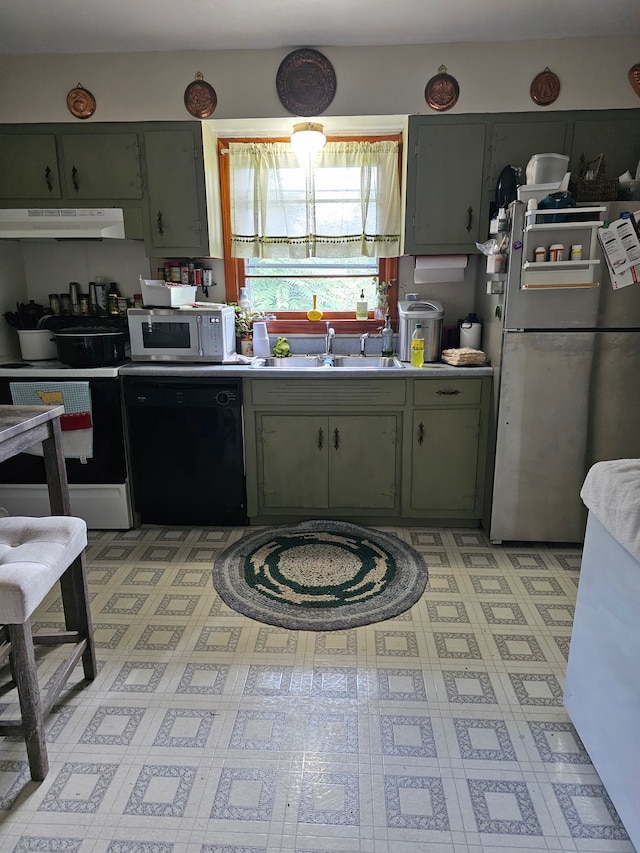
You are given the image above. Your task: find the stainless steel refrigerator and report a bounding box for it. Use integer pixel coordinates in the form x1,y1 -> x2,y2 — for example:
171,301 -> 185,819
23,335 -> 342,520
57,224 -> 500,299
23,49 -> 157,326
488,200 -> 640,543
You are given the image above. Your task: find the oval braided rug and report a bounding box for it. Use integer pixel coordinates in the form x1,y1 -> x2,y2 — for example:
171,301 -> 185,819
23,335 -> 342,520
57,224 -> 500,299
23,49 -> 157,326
212,520 -> 428,630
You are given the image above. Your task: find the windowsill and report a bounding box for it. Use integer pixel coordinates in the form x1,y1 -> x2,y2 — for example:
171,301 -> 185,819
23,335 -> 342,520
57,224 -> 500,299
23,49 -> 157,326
263,317 -> 393,334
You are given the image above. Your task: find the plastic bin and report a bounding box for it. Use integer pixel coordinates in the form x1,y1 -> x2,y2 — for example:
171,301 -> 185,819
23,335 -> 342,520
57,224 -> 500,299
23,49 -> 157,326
139,277 -> 196,307
526,153 -> 569,185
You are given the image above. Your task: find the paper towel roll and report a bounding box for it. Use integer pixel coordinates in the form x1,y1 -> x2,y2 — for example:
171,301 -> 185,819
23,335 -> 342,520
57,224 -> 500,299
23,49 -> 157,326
414,255 -> 468,284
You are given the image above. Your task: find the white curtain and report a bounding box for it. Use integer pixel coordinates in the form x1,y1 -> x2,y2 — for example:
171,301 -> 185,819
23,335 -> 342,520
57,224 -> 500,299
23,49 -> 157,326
229,140 -> 401,258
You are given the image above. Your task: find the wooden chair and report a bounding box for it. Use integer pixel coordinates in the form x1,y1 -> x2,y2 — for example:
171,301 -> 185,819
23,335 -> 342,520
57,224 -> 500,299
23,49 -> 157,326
0,515 -> 96,780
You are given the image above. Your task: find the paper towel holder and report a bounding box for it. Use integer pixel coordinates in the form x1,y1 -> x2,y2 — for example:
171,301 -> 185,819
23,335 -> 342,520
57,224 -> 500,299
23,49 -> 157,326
414,255 -> 468,284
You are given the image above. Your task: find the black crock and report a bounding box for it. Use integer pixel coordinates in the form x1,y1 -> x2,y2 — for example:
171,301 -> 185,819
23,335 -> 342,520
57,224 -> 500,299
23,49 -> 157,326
54,327 -> 127,367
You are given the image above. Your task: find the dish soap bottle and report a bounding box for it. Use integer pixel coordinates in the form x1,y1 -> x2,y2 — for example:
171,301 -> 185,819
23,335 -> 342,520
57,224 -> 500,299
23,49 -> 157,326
355,288 -> 368,320
411,323 -> 424,368
381,314 -> 394,357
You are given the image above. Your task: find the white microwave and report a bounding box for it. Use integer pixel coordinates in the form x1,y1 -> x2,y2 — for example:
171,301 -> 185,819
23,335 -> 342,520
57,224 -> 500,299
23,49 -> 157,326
128,305 -> 236,362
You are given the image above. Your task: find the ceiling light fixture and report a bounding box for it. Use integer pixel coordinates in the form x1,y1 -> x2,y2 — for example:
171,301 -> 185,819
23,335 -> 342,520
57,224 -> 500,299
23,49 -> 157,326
290,122 -> 326,160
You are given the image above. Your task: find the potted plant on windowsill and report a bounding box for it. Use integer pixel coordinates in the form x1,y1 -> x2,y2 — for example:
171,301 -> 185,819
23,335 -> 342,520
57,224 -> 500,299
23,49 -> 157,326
231,304 -> 266,355
374,277 -> 396,320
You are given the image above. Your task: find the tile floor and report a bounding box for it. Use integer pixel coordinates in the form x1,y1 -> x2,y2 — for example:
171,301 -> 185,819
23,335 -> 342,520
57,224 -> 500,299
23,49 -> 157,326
0,524 -> 635,853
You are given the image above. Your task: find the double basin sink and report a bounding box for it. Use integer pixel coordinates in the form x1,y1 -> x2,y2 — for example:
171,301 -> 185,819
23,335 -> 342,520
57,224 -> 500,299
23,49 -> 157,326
252,355 -> 405,370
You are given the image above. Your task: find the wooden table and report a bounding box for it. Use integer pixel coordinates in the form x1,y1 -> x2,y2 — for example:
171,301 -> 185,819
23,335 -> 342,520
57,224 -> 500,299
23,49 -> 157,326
0,404 -> 70,516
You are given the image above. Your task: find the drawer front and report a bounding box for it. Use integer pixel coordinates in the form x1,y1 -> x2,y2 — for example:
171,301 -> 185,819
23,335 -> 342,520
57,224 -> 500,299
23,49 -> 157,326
413,378 -> 482,407
249,379 -> 406,408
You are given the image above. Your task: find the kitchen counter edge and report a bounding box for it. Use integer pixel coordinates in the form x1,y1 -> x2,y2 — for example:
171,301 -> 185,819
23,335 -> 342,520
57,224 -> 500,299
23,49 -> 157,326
118,362 -> 493,379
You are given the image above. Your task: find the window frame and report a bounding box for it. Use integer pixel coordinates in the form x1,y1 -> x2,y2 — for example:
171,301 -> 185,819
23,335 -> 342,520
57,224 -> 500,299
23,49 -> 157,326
218,134 -> 401,334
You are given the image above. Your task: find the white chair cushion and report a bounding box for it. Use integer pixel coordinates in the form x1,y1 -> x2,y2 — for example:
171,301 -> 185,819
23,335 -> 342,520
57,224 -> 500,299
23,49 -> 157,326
0,516 -> 87,623
581,459 -> 640,561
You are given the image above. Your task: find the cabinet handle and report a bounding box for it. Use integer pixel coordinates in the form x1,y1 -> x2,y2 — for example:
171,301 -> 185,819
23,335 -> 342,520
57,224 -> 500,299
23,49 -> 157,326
466,206 -> 473,233
436,388 -> 461,396
418,422 -> 424,445
45,166 -> 53,193
71,166 -> 79,192
318,427 -> 323,450
157,211 -> 164,236
334,427 -> 340,450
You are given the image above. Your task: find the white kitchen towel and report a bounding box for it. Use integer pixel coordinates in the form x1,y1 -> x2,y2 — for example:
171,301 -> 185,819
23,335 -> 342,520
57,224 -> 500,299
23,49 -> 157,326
580,458 -> 640,561
414,255 -> 468,283
9,381 -> 93,462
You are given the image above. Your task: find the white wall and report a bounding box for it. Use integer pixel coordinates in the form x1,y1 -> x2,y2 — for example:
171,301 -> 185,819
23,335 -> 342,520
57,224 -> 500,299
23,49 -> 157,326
0,38 -> 638,123
0,244 -> 28,361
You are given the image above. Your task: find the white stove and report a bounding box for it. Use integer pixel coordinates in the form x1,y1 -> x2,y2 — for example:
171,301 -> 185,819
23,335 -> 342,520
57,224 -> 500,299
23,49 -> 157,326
0,360 -> 132,529
0,360 -> 124,379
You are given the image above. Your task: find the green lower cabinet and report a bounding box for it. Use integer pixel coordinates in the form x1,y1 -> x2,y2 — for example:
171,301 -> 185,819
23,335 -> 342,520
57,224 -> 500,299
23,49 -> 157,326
257,413 -> 400,514
260,414 -> 328,509
408,408 -> 481,513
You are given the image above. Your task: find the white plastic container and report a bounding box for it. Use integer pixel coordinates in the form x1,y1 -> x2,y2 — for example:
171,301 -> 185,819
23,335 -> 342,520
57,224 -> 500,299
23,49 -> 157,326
139,277 -> 197,307
17,329 -> 58,361
252,322 -> 271,358
526,153 -> 570,185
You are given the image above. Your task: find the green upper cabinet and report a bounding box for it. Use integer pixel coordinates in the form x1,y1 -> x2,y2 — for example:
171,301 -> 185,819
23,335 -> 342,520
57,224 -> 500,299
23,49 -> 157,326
143,128 -> 209,255
59,133 -> 142,199
569,116 -> 640,182
488,118 -> 568,195
404,116 -> 487,254
0,134 -> 61,199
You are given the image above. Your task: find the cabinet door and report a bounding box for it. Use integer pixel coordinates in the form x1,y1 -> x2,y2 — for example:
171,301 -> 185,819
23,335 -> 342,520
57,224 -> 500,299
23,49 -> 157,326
60,133 -> 142,199
259,414 -> 328,509
0,134 -> 61,199
569,117 -> 640,183
405,119 -> 487,253
329,415 -> 399,510
410,408 -> 480,512
144,129 -> 207,253
489,120 -> 568,194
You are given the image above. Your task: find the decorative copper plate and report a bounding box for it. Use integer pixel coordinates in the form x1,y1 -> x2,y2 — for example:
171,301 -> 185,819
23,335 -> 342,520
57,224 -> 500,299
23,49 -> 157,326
66,84 -> 96,120
629,64 -> 640,98
276,48 -> 336,117
425,65 -> 459,112
184,72 -> 217,119
530,68 -> 561,106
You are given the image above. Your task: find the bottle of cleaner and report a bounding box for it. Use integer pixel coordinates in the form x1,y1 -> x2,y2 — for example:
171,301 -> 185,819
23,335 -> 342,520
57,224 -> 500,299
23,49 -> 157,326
355,288 -> 368,320
411,323 -> 424,368
239,287 -> 251,312
381,314 -> 394,357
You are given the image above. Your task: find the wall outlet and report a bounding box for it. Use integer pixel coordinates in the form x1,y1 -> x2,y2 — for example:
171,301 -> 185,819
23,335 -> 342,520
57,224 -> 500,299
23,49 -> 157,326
486,279 -> 504,294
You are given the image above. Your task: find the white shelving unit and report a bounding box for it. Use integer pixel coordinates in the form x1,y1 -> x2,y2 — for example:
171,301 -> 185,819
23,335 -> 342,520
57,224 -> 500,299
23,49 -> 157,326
522,205 -> 606,289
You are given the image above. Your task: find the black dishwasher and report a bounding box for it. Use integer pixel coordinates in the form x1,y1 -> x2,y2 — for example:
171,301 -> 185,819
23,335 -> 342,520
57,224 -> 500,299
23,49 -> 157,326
123,377 -> 247,526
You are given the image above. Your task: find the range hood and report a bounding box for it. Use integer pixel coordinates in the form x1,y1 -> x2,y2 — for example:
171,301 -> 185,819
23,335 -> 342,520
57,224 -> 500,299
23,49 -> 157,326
0,208 -> 125,239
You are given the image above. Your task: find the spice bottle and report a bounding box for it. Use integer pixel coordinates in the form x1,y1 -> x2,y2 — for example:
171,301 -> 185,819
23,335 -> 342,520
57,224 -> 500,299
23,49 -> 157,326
107,282 -> 120,315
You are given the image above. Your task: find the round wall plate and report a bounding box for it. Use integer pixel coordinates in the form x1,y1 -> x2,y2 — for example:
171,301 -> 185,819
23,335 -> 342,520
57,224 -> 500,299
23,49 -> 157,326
530,68 -> 561,106
629,64 -> 640,98
184,72 -> 217,119
66,84 -> 96,119
276,48 -> 337,116
425,66 -> 459,112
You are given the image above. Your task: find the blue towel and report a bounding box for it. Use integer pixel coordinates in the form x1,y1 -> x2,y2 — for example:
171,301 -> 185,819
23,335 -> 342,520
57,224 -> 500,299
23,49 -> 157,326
9,381 -> 93,462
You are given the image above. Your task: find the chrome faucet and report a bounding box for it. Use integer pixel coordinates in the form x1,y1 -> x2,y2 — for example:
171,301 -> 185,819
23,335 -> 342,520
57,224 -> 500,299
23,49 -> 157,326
325,321 -> 335,355
359,332 -> 370,357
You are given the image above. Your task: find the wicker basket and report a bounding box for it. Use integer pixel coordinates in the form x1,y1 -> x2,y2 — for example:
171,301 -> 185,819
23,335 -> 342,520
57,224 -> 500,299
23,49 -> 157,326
573,154 -> 619,202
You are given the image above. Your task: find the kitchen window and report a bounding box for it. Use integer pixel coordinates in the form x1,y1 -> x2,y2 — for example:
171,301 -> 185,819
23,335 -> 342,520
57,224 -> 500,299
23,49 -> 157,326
219,134 -> 401,326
